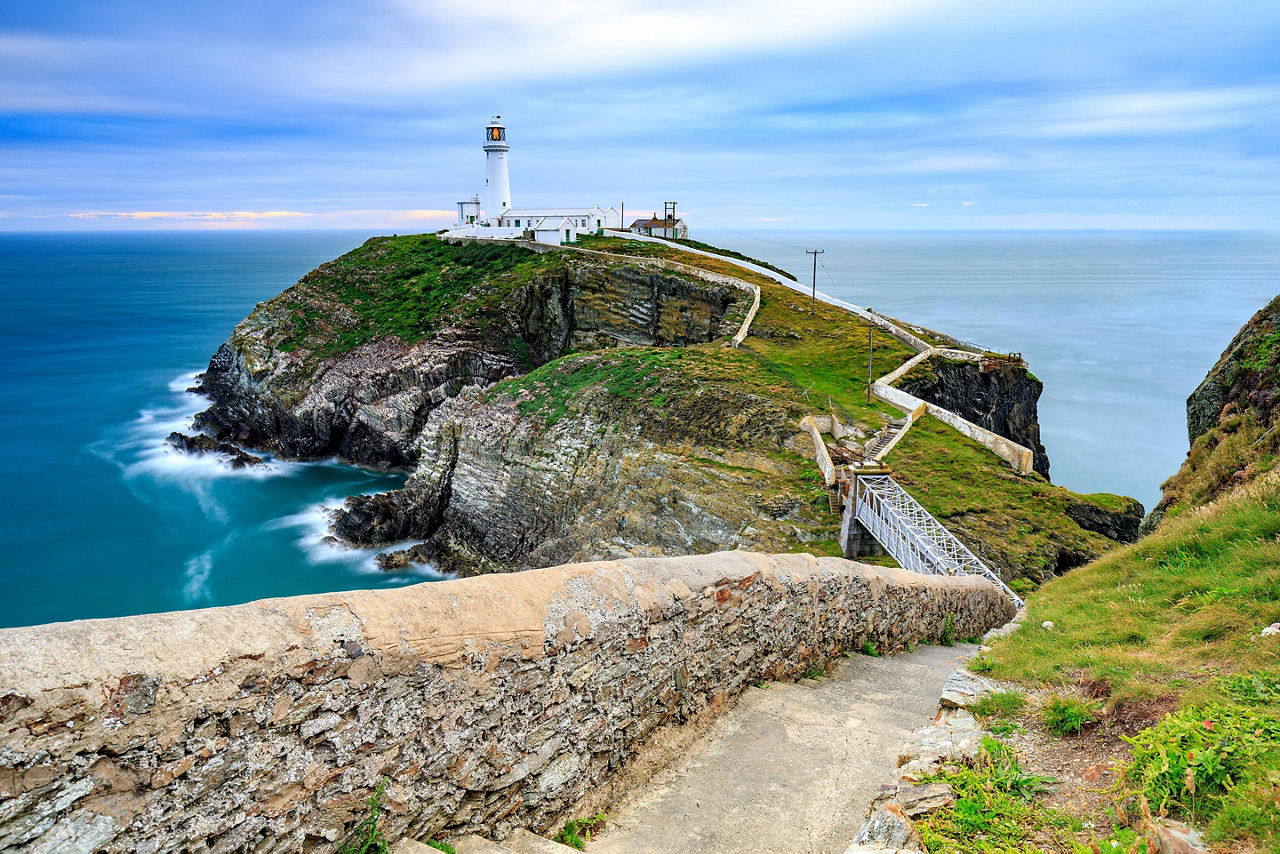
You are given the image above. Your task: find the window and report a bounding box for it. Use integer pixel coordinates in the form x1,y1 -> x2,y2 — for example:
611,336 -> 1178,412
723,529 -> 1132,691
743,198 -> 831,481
596,219 -> 601,227
515,220 -> 520,227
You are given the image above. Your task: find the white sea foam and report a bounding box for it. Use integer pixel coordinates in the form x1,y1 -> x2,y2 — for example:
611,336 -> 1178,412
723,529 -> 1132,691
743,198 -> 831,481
108,369 -> 296,484
270,498 -> 446,580
182,551 -> 214,604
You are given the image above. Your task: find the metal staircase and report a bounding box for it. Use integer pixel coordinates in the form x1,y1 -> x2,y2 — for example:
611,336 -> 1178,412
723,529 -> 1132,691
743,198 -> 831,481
847,473 -> 1023,607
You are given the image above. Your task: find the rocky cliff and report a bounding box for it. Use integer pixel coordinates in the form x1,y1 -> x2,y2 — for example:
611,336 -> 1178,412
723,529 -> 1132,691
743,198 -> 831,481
333,349 -> 829,575
196,236 -> 748,468
1146,293 -> 1280,529
898,356 -> 1050,478
192,232 -> 1140,585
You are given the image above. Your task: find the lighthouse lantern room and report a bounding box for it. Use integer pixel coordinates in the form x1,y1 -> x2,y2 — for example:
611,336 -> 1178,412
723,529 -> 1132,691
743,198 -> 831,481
483,116 -> 511,218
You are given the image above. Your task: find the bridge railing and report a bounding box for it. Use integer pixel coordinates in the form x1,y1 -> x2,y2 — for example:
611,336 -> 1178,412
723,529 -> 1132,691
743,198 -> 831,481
851,474 -> 1024,608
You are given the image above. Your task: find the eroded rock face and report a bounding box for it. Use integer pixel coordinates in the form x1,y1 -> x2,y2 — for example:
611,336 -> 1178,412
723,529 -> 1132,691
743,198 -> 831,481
332,379 -> 824,575
900,358 -> 1050,478
1065,497 -> 1143,543
195,256 -> 748,469
1186,295 -> 1280,443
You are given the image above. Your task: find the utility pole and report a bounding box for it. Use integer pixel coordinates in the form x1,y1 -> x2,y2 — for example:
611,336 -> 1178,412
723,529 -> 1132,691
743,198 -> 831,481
806,249 -> 824,315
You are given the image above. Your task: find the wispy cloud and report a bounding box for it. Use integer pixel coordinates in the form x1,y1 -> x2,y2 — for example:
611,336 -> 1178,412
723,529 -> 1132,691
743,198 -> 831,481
2,0 -> 1278,230
65,209 -> 455,228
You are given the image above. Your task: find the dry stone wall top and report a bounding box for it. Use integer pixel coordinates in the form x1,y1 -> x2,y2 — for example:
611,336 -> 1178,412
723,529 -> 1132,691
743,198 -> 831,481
0,551 -> 1013,852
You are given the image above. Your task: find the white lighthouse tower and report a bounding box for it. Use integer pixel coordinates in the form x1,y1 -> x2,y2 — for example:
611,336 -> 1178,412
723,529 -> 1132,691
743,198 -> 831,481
483,116 -> 511,220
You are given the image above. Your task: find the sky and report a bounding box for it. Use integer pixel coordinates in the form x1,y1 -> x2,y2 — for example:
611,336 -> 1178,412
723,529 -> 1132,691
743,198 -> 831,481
1,0 -> 1278,231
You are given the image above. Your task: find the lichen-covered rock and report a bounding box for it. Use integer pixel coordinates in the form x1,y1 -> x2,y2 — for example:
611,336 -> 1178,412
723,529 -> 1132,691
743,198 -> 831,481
851,804 -> 924,852
331,368 -> 827,574
0,552 -> 1013,852
939,669 -> 998,710
1065,497 -> 1143,543
1150,294 -> 1280,527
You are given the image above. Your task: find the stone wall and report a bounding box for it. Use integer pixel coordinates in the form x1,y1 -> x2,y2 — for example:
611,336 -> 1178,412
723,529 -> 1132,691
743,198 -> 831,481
871,359 -> 1036,475
0,552 -> 1013,853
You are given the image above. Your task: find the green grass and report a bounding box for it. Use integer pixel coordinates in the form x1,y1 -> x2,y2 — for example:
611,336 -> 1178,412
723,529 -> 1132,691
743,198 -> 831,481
887,415 -> 1131,583
941,613 -> 957,647
263,235 -> 559,361
980,471 -> 1280,850
1041,694 -> 1099,736
338,780 -> 390,854
915,737 -> 1068,853
971,691 -> 1028,720
980,470 -> 1280,709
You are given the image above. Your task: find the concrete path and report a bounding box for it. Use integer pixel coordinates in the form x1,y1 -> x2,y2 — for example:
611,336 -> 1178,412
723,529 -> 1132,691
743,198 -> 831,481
591,643 -> 977,854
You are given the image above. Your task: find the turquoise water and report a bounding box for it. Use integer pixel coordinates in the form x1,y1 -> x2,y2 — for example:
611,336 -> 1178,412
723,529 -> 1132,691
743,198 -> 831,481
1,230 -> 1276,628
0,232 -> 441,629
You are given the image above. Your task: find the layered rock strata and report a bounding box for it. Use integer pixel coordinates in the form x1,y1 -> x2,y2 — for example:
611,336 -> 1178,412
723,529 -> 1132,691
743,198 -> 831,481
196,246 -> 747,469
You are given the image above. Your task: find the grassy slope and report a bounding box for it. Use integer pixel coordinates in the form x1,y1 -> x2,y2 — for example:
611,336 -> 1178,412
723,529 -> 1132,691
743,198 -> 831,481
262,234 -> 562,364
562,235 -> 1133,576
887,416 -> 1117,585
982,474 -> 1280,849
1158,295 -> 1280,518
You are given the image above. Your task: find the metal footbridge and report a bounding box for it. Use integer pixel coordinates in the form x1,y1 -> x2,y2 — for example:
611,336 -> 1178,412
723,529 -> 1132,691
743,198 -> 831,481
842,473 -> 1024,608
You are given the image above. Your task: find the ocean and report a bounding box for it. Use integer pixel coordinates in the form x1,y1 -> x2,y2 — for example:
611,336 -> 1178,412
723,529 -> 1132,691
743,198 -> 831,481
0,229 -> 1276,628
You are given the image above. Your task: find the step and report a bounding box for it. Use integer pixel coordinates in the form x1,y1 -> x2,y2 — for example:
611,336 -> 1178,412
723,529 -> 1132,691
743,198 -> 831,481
452,834 -> 518,854
395,839 -> 486,854
504,828 -> 583,853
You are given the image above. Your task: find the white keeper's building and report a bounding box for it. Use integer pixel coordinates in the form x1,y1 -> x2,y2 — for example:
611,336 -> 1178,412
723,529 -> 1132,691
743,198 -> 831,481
442,117 -> 623,245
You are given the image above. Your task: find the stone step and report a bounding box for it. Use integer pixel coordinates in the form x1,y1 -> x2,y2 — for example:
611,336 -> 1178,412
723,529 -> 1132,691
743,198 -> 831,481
395,839 -> 481,854
504,828 -> 584,853
451,834 -> 519,854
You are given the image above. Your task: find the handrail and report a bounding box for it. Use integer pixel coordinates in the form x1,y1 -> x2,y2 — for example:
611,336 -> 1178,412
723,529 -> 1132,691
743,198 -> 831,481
851,474 -> 1024,607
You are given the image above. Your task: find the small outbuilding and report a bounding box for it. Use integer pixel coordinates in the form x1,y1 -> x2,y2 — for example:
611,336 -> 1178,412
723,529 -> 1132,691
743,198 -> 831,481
629,215 -> 688,240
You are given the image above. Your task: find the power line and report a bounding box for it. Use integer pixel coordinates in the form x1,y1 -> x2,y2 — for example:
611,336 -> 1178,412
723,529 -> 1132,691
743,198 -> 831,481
682,211 -> 813,251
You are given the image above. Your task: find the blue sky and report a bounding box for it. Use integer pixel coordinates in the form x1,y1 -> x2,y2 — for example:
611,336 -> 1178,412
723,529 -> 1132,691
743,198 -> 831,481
2,0 -> 1278,230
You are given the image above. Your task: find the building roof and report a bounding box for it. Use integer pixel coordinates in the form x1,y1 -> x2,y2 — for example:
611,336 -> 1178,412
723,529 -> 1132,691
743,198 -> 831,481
500,207 -> 609,218
531,217 -> 577,230
630,217 -> 684,229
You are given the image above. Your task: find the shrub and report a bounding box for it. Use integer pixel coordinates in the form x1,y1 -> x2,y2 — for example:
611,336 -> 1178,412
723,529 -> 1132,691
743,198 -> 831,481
555,814 -> 607,850
1125,703 -> 1280,816
914,736 -> 1061,850
861,640 -> 880,657
426,843 -> 455,854
1217,671 -> 1280,705
941,613 -> 957,647
1042,694 -> 1099,736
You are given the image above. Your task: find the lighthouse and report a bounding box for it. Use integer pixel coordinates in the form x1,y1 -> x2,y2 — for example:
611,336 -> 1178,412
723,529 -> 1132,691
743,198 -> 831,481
445,116 -> 625,242
483,116 -> 511,219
